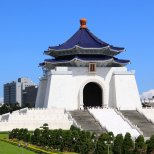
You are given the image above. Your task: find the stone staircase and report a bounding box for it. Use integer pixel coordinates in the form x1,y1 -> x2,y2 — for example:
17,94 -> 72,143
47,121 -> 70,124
120,110 -> 154,137
69,110 -> 106,134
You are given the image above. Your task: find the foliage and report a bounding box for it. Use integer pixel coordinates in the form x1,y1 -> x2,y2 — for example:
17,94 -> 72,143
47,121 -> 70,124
0,103 -> 33,115
70,125 -> 80,132
122,132 -> 134,154
9,128 -> 30,142
134,135 -> 146,154
0,103 -> 12,114
147,135 -> 154,154
8,124 -> 154,154
95,133 -> 112,154
113,134 -> 123,154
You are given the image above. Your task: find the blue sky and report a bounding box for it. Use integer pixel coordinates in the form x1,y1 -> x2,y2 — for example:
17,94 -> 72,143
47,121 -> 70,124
0,0 -> 154,98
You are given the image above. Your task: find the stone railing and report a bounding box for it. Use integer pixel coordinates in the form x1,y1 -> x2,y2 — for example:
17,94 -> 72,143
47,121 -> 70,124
114,109 -> 143,135
87,109 -> 108,131
19,107 -> 28,115
88,108 -> 109,132
88,109 -> 103,126
28,108 -> 48,110
142,106 -> 154,109
1,112 -> 10,122
137,108 -> 154,124
85,106 -> 115,110
67,112 -> 82,130
11,110 -> 19,115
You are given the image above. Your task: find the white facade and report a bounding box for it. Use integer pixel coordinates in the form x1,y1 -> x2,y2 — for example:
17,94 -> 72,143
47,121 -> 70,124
35,66 -> 141,110
16,82 -> 22,105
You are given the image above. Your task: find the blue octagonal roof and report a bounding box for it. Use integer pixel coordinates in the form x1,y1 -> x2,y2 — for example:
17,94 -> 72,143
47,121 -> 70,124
48,19 -> 124,51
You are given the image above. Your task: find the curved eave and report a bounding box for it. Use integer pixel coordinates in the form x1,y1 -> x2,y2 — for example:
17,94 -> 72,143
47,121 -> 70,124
42,57 -> 130,69
44,45 -> 125,57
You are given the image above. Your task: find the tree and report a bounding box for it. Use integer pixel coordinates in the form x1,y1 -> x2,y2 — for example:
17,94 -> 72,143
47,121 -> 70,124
122,133 -> 134,154
134,135 -> 146,154
9,128 -> 20,139
12,102 -> 21,111
147,135 -> 154,154
71,129 -> 80,152
70,125 -> 80,132
0,104 -> 11,114
95,133 -> 110,154
31,128 -> 41,145
22,129 -> 30,142
113,134 -> 123,154
40,123 -> 49,130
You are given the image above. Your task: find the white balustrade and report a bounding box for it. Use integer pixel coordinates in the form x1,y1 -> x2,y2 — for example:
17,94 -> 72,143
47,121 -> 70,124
88,108 -> 140,137
137,108 -> 154,124
0,107 -> 73,131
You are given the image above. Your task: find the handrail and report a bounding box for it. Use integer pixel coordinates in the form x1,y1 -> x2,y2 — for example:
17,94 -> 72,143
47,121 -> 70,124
114,109 -> 143,135
137,108 -> 154,124
88,109 -> 109,132
87,109 -> 107,131
67,111 -> 82,130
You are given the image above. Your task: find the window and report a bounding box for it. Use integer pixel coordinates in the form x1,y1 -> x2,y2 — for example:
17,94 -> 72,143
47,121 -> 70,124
89,63 -> 96,73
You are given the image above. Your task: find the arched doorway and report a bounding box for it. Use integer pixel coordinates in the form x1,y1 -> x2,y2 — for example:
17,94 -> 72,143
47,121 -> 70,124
83,82 -> 102,107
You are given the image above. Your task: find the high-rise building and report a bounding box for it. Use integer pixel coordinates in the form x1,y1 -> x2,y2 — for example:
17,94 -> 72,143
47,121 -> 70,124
22,85 -> 38,107
3,77 -> 37,106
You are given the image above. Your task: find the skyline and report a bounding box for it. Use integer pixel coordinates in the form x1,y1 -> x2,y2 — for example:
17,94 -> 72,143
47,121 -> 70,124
0,0 -> 154,99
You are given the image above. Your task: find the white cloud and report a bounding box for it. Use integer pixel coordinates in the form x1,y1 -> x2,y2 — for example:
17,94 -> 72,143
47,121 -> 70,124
140,89 -> 154,99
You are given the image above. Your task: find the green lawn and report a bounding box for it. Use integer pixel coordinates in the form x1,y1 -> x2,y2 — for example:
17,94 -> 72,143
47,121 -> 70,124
0,140 -> 36,154
0,133 -> 8,139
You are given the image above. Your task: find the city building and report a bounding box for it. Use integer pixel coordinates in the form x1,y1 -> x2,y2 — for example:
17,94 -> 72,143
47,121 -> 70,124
3,77 -> 37,106
22,85 -> 38,107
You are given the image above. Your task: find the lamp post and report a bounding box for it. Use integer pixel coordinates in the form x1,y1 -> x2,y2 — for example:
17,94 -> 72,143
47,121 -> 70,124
59,136 -> 63,152
91,139 -> 97,154
104,141 -> 113,154
73,137 -> 76,151
18,142 -> 25,154
91,134 -> 98,154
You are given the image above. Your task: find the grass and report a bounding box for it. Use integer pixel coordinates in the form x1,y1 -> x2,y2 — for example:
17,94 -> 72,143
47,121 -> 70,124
0,140 -> 36,154
0,140 -> 77,154
0,133 -> 8,139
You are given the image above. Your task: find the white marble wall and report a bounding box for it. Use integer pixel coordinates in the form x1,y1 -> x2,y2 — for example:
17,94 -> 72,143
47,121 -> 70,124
114,71 -> 141,110
36,66 -> 141,110
35,76 -> 47,108
0,108 -> 72,131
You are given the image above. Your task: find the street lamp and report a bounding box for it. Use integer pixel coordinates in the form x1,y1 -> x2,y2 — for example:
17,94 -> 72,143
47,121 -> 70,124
104,141 -> 113,154
91,134 -> 98,154
18,142 -> 23,154
59,136 -> 63,152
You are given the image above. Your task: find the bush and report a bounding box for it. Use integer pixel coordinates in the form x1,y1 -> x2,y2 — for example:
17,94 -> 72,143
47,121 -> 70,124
113,134 -> 123,154
134,135 -> 146,154
12,125 -> 154,154
122,132 -> 134,154
147,135 -> 154,154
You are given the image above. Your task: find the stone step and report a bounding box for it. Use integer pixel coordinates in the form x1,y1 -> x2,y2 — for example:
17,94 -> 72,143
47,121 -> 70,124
69,110 -> 106,135
120,110 -> 154,137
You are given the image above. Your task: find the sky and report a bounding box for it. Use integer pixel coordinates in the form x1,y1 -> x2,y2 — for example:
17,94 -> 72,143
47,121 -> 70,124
0,0 -> 154,99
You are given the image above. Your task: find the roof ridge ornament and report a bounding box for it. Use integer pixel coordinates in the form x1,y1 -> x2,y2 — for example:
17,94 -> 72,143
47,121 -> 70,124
80,18 -> 87,29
